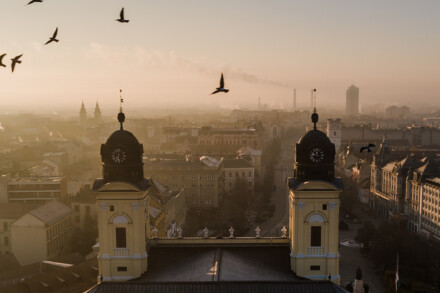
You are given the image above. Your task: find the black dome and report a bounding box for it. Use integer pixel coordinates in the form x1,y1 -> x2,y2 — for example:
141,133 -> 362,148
105,129 -> 141,148
298,129 -> 333,147
294,129 -> 335,182
100,128 -> 144,185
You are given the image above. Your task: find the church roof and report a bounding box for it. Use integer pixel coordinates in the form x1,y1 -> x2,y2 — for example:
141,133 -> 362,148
89,281 -> 348,293
88,246 -> 348,293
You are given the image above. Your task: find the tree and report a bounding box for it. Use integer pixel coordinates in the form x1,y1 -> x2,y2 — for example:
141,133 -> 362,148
355,220 -> 376,250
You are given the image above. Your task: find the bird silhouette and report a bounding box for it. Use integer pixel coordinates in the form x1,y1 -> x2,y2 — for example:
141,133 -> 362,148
45,28 -> 59,45
116,8 -> 129,23
211,73 -> 229,94
11,54 -> 23,73
0,54 -> 6,67
26,0 -> 43,5
360,144 -> 375,153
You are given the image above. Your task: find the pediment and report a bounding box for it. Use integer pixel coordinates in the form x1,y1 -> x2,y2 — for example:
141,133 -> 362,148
295,180 -> 340,191
97,181 -> 141,192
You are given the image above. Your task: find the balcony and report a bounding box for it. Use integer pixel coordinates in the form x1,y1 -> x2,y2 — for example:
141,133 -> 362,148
307,246 -> 325,256
113,248 -> 130,257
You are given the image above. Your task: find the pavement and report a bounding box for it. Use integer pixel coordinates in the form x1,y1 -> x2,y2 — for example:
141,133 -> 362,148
245,141 -> 295,237
339,221 -> 384,292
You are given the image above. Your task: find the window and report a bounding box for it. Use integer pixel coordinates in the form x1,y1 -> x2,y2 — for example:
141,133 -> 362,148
74,205 -> 79,212
229,172 -> 232,178
311,226 -> 321,246
109,205 -> 114,212
310,265 -> 320,271
249,172 -> 252,177
116,228 -> 126,248
4,236 -> 9,246
242,172 -> 245,177
85,206 -> 90,215
117,266 -> 127,272
3,222 -> 8,232
249,181 -> 252,186
236,172 -> 239,177
75,216 -> 80,223
322,204 -> 327,210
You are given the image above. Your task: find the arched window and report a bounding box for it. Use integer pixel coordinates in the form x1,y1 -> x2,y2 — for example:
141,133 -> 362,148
109,213 -> 132,224
307,213 -> 325,223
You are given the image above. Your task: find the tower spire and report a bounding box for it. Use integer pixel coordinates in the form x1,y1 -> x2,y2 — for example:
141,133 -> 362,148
118,89 -> 125,130
311,89 -> 318,130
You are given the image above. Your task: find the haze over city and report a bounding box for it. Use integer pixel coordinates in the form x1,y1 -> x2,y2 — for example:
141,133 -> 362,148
3,2 -> 440,293
1,0 -> 440,112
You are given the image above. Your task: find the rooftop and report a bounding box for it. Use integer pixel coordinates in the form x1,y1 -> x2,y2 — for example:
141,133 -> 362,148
223,159 -> 254,169
29,200 -> 72,226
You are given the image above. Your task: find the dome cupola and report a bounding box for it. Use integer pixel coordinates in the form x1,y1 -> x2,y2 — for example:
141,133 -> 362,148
294,104 -> 335,182
99,107 -> 144,185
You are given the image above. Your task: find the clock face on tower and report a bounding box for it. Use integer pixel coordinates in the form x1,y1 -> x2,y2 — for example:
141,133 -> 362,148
111,148 -> 127,163
309,147 -> 324,163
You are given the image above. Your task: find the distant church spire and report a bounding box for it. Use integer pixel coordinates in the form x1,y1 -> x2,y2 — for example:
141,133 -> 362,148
80,101 -> 87,126
94,101 -> 102,124
118,89 -> 125,130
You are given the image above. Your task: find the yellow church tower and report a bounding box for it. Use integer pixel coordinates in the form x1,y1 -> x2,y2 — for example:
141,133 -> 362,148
287,101 -> 343,284
93,109 -> 150,281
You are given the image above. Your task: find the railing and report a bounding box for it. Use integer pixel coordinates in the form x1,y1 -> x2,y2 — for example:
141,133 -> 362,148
113,248 -> 130,257
307,246 -> 325,256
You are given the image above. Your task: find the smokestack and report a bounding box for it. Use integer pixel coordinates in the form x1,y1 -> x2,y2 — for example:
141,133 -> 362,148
293,89 -> 297,112
311,89 -> 314,112
258,97 -> 261,109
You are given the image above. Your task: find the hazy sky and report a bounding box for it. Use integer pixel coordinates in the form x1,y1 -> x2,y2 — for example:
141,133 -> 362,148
1,0 -> 440,112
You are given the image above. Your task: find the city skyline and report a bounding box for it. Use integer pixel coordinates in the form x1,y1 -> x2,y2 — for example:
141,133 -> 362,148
1,1 -> 440,110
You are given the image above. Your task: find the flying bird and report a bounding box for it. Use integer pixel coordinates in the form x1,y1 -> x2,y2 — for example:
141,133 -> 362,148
45,27 -> 59,45
11,54 -> 23,73
116,8 -> 129,23
26,0 -> 43,5
0,54 -> 6,67
360,144 -> 376,153
211,73 -> 229,95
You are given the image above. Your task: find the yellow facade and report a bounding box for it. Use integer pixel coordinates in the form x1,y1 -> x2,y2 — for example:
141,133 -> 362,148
289,180 -> 341,284
11,208 -> 72,266
95,182 -> 149,282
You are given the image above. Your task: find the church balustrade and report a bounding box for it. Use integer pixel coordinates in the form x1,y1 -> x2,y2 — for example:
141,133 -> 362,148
307,246 -> 325,256
113,248 -> 130,257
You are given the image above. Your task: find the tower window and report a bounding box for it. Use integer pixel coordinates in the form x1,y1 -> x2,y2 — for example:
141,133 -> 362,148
109,205 -> 114,212
311,226 -> 321,246
322,204 -> 327,210
117,266 -> 127,272
116,227 -> 126,248
310,265 -> 320,271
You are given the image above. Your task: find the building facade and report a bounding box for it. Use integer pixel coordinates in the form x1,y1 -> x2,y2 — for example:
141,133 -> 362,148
143,155 -> 224,210
345,85 -> 359,116
288,111 -> 342,284
11,200 -> 72,266
6,176 -> 66,203
223,158 -> 254,196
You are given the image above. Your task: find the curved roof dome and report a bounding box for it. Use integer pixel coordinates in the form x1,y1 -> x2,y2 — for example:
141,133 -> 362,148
105,129 -> 141,148
298,129 -> 333,147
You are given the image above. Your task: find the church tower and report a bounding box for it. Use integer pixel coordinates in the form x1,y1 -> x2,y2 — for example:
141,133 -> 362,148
326,119 -> 341,152
287,92 -> 342,284
94,101 -> 102,124
80,101 -> 87,126
93,106 -> 150,282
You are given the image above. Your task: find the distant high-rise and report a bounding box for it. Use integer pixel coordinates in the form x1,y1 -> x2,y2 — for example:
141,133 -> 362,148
94,101 -> 102,124
346,85 -> 359,115
79,101 -> 87,126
